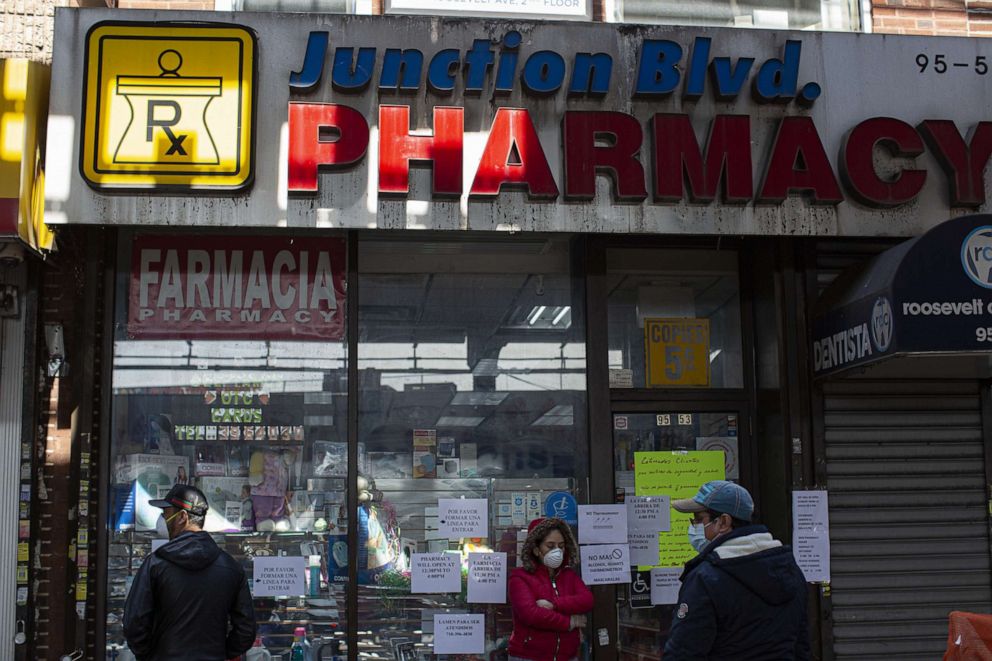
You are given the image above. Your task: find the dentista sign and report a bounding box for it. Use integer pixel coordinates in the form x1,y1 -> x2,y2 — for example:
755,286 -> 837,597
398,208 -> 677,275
48,11 -> 992,235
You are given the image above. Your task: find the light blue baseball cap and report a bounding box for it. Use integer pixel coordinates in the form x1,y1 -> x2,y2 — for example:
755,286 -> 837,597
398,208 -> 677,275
672,480 -> 753,522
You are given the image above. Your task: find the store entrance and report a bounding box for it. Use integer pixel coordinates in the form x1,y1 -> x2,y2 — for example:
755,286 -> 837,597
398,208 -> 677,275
609,404 -> 749,661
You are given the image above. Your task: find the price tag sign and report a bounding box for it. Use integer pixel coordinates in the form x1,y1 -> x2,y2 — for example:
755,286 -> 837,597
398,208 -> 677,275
644,319 -> 710,387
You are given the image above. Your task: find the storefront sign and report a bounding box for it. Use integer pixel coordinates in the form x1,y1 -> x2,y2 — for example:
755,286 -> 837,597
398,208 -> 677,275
438,498 -> 488,539
252,556 -> 306,597
645,319 -> 710,387
634,451 -> 725,567
544,490 -> 578,525
48,12 -> 992,237
578,504 -> 629,544
467,552 -> 507,603
813,214 -> 992,377
80,23 -> 256,191
433,614 -> 485,654
127,235 -> 346,340
580,543 -> 632,585
650,567 -> 682,605
385,0 -> 590,19
411,552 -> 461,593
792,490 -> 830,583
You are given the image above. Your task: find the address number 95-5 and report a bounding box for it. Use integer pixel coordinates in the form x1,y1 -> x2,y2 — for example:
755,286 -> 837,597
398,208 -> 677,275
976,327 -> 992,341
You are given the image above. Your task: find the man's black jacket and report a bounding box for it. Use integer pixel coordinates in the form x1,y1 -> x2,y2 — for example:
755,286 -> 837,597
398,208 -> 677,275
663,524 -> 811,660
123,531 -> 256,660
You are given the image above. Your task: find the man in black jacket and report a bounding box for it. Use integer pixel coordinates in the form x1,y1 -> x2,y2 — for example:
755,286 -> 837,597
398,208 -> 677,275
664,480 -> 811,660
123,484 -> 256,660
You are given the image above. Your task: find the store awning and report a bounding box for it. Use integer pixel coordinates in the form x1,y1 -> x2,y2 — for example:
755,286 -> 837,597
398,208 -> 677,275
812,214 -> 992,378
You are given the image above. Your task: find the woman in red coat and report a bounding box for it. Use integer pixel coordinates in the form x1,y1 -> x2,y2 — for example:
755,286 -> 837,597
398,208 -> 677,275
508,517 -> 594,661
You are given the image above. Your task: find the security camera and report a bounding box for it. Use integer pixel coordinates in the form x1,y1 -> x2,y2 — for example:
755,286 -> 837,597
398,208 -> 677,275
0,243 -> 24,269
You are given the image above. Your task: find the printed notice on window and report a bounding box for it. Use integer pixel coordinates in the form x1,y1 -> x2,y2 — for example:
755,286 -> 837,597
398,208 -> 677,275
627,495 -> 670,531
433,614 -> 485,654
467,552 -> 507,603
650,567 -> 682,605
578,504 -> 628,544
439,498 -> 488,540
792,490 -> 830,583
580,544 -> 632,585
252,556 -> 306,597
411,552 -> 461,593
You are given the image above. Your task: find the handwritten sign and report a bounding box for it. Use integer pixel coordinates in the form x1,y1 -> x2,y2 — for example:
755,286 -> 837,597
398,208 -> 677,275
433,614 -> 485,654
792,490 -> 830,583
467,552 -> 507,603
411,552 -> 461,593
580,544 -> 631,585
578,504 -> 628,545
628,532 -> 660,567
627,496 -> 670,531
650,567 -> 682,605
439,498 -> 488,540
634,451 -> 725,567
252,556 -> 306,597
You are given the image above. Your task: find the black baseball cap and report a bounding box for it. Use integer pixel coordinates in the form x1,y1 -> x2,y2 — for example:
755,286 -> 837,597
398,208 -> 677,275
149,484 -> 209,516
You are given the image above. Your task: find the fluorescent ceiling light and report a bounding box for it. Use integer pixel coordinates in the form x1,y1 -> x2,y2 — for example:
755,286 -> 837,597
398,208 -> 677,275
435,416 -> 486,427
528,305 -> 547,325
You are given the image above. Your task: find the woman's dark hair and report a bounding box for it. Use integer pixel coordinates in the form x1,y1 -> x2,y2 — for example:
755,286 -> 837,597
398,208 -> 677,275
520,517 -> 579,573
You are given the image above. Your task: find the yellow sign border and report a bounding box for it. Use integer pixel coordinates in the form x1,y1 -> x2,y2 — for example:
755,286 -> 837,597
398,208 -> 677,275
80,22 -> 256,191
643,317 -> 711,388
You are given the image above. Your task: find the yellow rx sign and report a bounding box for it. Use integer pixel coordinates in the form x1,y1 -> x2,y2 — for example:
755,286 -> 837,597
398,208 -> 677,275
81,23 -> 255,191
644,318 -> 710,387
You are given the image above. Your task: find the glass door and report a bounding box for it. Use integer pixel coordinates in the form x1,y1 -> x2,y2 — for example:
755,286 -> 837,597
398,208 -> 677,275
611,408 -> 746,661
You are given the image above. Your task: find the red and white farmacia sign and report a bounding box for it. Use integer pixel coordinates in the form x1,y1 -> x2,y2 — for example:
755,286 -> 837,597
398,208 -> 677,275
128,235 -> 346,340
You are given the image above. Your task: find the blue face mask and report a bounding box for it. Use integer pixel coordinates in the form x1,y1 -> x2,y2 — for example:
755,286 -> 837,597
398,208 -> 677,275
688,520 -> 716,553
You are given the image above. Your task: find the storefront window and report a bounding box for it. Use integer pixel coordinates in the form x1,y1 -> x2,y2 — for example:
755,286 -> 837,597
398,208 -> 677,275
612,411 -> 742,659
614,0 -> 859,30
355,236 -> 588,658
106,234 -> 349,659
607,248 -> 743,389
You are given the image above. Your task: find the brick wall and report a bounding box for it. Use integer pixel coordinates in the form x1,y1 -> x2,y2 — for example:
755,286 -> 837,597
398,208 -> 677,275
872,0 -> 992,36
1,0 -> 64,62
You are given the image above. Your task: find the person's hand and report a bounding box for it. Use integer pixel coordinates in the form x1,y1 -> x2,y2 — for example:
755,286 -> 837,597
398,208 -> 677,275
535,599 -> 554,610
569,615 -> 587,630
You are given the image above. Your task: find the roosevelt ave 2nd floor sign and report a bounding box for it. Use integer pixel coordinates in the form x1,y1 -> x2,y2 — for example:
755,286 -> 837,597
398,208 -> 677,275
51,10 -> 992,235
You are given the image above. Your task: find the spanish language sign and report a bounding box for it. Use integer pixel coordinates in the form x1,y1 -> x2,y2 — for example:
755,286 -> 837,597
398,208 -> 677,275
628,532 -> 660,567
650,568 -> 682,605
439,498 -> 488,540
433,614 -> 485,655
578,504 -> 628,545
644,318 -> 710,387
252,556 -> 306,597
467,552 -> 507,604
626,495 -> 670,531
792,490 -> 831,583
580,544 -> 632,585
410,552 -> 461,593
634,451 -> 725,568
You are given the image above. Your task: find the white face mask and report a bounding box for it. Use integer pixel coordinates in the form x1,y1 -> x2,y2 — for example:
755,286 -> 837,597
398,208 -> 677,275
155,514 -> 169,539
688,523 -> 709,552
542,547 -> 564,569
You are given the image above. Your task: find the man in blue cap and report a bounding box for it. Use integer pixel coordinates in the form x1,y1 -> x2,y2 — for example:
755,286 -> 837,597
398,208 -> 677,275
664,480 -> 810,660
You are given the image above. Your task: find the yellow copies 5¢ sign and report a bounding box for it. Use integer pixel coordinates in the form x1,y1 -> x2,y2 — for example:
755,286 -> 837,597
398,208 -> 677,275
644,318 -> 710,387
81,23 -> 256,191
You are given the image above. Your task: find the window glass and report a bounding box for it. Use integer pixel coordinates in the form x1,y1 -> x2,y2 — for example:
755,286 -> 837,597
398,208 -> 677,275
614,0 -> 859,30
106,234 -> 349,659
613,411 -> 742,659
607,248 -> 743,389
356,236 -> 587,659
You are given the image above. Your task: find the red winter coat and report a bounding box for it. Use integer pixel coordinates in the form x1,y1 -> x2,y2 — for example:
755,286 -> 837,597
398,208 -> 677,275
507,564 -> 594,661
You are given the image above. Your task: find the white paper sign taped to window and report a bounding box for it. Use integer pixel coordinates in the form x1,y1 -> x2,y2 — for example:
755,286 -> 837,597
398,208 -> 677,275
792,490 -> 831,583
467,552 -> 507,603
578,504 -> 628,544
433,614 -> 485,654
411,552 -> 461,593
252,556 -> 306,597
626,495 -> 670,531
580,544 -> 632,585
439,498 -> 488,540
650,567 -> 682,605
